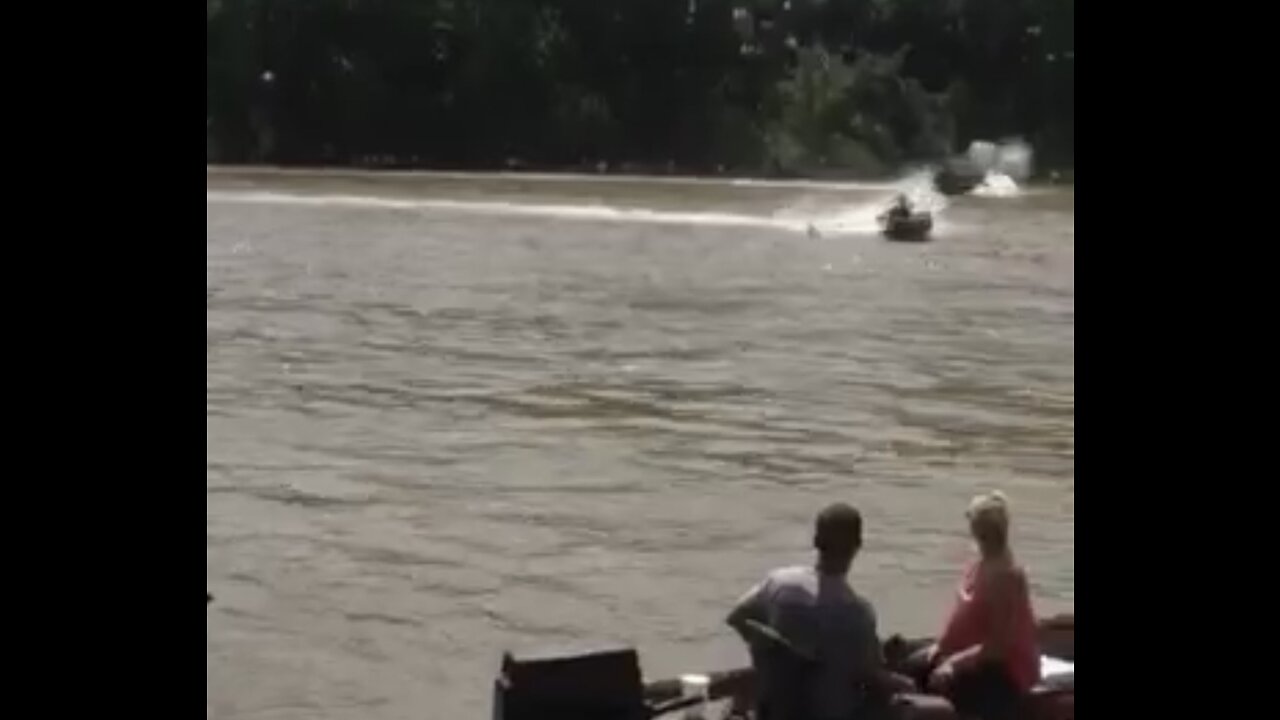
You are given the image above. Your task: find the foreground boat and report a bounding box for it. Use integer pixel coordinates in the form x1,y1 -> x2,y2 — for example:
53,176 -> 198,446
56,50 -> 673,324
493,614 -> 1073,720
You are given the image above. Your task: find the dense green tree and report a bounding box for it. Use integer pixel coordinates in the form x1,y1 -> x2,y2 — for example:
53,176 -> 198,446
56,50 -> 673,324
206,0 -> 1073,175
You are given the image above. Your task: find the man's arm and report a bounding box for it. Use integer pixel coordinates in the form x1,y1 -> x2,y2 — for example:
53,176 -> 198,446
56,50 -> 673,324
726,578 -> 771,646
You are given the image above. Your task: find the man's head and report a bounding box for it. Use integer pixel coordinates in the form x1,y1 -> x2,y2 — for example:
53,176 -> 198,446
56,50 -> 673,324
813,503 -> 863,574
966,491 -> 1010,554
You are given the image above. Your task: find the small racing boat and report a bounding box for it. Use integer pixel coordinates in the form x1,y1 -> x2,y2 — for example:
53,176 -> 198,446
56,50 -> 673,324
879,210 -> 934,242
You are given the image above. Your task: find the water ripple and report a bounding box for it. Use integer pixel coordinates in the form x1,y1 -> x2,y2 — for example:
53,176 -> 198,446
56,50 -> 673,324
208,174 -> 1073,720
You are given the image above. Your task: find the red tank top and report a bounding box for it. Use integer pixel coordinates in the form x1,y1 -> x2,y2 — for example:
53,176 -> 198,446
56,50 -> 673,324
936,558 -> 1040,691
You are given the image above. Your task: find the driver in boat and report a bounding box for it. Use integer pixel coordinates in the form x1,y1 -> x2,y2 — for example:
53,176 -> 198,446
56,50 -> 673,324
886,194 -> 913,221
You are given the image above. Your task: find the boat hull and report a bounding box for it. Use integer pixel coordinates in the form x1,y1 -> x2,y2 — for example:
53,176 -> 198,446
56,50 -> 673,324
881,213 -> 934,242
492,615 -> 1073,719
646,614 -> 1073,719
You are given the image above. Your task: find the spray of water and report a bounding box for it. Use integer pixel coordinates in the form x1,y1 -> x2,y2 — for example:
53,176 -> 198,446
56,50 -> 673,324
967,139 -> 1034,198
890,169 -> 949,212
993,140 -> 1034,182
972,173 -> 1020,198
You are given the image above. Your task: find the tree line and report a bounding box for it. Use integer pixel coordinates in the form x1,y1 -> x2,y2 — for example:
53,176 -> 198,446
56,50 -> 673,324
206,0 -> 1073,178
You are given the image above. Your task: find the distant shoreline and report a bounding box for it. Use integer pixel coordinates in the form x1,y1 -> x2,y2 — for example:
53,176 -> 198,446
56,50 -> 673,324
206,163 -> 1075,189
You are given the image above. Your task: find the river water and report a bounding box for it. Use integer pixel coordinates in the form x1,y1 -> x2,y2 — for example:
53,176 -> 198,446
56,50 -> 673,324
206,168 -> 1074,720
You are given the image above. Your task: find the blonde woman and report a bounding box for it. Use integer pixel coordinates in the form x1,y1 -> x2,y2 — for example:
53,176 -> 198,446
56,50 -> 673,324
908,492 -> 1040,720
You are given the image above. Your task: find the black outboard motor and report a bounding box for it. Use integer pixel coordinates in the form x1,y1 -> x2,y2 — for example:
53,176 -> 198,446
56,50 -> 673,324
493,646 -> 647,720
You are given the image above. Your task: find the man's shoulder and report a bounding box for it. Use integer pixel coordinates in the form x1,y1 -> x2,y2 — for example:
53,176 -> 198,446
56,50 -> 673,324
759,565 -> 818,598
846,588 -> 878,620
765,565 -> 813,584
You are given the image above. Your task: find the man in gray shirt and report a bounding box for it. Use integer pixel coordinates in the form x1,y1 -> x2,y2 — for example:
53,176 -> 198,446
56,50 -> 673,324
727,503 -> 905,720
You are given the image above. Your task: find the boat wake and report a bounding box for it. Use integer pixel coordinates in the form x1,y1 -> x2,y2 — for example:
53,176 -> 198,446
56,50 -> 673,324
207,184 -> 953,239
207,189 -> 817,233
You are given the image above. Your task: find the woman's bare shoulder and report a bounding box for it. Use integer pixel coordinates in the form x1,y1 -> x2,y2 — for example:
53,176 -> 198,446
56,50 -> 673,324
979,557 -> 1029,589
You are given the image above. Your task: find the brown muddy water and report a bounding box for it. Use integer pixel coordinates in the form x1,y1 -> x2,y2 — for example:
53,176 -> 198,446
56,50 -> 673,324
207,168 -> 1073,720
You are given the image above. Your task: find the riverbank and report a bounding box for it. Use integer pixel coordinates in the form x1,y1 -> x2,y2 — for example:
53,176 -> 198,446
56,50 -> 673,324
206,162 -> 1075,189
206,157 -> 900,182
